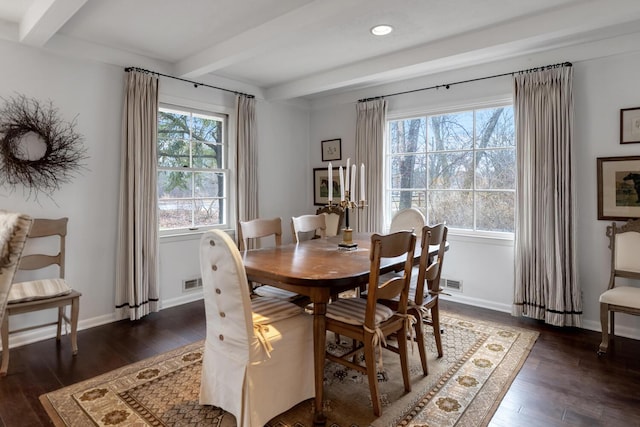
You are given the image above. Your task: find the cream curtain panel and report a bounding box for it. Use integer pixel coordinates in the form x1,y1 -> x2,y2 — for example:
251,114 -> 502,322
355,99 -> 387,233
116,71 -> 159,321
236,95 -> 258,248
512,66 -> 581,327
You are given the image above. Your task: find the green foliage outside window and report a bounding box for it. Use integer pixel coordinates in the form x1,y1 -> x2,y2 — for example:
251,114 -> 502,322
157,107 -> 227,231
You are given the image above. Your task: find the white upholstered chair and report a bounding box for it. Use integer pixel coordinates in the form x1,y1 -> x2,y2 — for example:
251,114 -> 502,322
598,220 -> 640,355
316,205 -> 344,237
199,230 -> 314,426
389,207 -> 425,233
291,214 -> 326,243
325,231 -> 417,416
238,217 -> 304,302
0,211 -> 32,376
2,217 -> 81,376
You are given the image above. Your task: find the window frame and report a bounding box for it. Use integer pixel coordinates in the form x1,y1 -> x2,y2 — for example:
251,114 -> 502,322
384,99 -> 515,239
157,98 -> 236,238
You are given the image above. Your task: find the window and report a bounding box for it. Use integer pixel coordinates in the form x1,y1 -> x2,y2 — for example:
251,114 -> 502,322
157,105 -> 230,233
386,104 -> 515,234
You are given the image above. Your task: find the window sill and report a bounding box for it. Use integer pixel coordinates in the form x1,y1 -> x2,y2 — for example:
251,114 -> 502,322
159,228 -> 236,243
447,230 -> 514,246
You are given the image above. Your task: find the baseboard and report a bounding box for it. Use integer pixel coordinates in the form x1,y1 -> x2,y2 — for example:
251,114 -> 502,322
160,292 -> 203,310
440,293 -> 512,314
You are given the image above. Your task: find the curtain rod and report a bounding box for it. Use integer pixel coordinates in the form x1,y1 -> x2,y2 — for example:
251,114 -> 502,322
124,66 -> 255,99
358,61 -> 572,103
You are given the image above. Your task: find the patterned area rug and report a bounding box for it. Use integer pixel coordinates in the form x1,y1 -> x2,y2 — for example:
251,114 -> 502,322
40,312 -> 538,427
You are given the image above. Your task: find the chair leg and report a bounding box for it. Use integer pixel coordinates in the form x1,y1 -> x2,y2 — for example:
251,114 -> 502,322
56,306 -> 64,341
432,302 -> 443,358
71,297 -> 79,355
610,310 -> 615,341
411,308 -> 428,376
598,303 -> 609,355
396,326 -> 411,393
1,314 -> 9,376
363,335 -> 382,417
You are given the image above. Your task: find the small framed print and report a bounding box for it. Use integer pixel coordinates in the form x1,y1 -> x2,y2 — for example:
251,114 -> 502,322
321,138 -> 341,161
620,107 -> 640,144
313,167 -> 341,206
597,155 -> 640,220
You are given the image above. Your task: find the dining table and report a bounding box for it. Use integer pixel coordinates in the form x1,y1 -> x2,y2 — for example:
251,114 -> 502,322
241,232 -> 441,425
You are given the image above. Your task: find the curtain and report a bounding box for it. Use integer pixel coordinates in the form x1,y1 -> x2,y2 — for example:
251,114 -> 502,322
512,66 -> 581,327
355,99 -> 387,232
115,71 -> 159,321
236,94 -> 258,246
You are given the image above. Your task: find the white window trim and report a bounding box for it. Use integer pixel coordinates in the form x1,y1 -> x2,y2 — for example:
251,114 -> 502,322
157,95 -> 237,238
384,96 -> 515,239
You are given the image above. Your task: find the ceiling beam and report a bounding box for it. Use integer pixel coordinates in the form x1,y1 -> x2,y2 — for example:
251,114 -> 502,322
175,0 -> 367,78
265,0 -> 640,100
20,0 -> 87,46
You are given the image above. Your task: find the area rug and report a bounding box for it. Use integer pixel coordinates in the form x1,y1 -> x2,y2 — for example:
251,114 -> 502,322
40,312 -> 538,427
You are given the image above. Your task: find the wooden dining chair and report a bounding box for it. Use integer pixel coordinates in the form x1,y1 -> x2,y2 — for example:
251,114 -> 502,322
389,208 -> 425,233
199,229 -> 314,427
291,214 -> 326,243
324,231 -> 416,416
598,219 -> 640,355
2,218 -> 82,376
238,217 -> 305,302
316,205 -> 344,237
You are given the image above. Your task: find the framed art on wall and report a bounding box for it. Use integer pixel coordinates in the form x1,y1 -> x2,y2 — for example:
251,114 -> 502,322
620,107 -> 640,144
321,138 -> 341,161
597,155 -> 640,220
313,167 -> 341,206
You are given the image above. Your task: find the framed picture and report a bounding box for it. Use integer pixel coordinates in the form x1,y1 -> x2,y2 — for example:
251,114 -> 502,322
620,107 -> 640,144
313,167 -> 342,206
597,156 -> 640,220
321,138 -> 341,161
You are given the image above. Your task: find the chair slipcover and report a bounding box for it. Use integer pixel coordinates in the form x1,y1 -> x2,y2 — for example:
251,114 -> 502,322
199,230 -> 314,427
389,208 -> 425,233
0,211 -> 32,325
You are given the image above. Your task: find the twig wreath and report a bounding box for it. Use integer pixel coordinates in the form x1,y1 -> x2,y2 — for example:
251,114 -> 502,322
0,94 -> 87,198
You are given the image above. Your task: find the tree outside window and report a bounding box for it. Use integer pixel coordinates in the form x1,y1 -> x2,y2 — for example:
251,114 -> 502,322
387,105 -> 515,233
157,106 -> 228,232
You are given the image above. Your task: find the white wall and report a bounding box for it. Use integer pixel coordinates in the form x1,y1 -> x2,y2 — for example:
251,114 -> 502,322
308,50 -> 640,338
0,39 -> 310,348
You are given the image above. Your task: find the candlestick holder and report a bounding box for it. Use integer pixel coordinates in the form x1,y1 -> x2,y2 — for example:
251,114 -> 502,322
332,191 -> 367,250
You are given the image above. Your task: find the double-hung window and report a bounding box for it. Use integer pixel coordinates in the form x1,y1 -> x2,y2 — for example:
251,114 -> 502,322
157,105 -> 230,234
386,103 -> 516,234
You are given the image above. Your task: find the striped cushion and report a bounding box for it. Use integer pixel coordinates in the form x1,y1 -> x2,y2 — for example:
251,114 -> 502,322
326,297 -> 394,326
251,297 -> 303,325
8,278 -> 72,303
254,285 -> 300,301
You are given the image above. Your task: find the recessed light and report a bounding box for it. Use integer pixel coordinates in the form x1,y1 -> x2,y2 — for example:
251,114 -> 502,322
370,24 -> 393,36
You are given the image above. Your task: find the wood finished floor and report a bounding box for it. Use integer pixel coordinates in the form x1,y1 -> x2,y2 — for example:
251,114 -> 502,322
0,300 -> 638,426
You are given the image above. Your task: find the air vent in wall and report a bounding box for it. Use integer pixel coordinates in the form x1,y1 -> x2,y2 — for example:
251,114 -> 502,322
440,278 -> 462,292
183,277 -> 202,292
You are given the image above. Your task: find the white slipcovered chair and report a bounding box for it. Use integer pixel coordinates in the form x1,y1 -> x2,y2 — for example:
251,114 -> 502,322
0,211 -> 32,353
389,207 -> 425,233
598,220 -> 640,355
316,205 -> 344,237
199,230 -> 315,427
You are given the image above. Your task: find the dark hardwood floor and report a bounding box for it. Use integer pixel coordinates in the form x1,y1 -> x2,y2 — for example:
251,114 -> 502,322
0,300 -> 638,426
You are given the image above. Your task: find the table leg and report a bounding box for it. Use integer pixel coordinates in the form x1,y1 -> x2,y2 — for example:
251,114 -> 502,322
313,300 -> 327,426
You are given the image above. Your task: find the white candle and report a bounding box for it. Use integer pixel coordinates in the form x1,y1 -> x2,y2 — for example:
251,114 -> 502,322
339,166 -> 345,201
328,162 -> 332,202
360,163 -> 365,201
351,164 -> 356,202
345,158 -> 350,197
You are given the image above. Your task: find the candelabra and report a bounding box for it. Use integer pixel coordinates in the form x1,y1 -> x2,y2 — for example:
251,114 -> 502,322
331,190 -> 366,250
